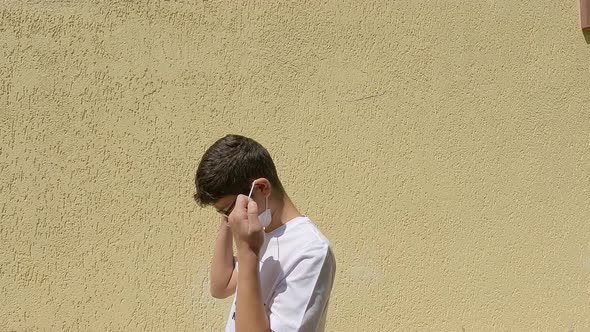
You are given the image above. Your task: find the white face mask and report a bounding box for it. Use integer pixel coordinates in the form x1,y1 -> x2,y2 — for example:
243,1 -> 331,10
248,182 -> 272,228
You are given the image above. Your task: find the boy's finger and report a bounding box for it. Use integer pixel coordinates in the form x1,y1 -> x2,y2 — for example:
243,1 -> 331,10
247,200 -> 262,232
227,195 -> 248,228
234,194 -> 249,209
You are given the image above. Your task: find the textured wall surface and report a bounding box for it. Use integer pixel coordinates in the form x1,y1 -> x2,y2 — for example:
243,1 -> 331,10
1,1 -> 589,331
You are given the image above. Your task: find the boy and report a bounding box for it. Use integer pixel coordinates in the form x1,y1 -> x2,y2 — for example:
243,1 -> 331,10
194,134 -> 336,332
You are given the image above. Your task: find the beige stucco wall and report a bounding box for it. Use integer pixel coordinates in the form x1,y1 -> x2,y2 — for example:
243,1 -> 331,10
1,1 -> 589,331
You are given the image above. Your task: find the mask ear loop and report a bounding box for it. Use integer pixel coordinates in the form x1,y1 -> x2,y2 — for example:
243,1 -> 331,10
247,182 -> 256,200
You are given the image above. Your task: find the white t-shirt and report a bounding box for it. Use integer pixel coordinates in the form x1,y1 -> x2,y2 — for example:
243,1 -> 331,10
224,215 -> 336,332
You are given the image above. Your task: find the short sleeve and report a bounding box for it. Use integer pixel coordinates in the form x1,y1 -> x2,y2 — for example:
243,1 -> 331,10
268,244 -> 336,332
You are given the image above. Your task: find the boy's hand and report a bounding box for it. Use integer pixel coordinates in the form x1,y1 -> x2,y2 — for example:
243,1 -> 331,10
227,195 -> 264,257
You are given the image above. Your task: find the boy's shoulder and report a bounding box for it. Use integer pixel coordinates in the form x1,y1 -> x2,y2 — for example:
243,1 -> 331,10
279,216 -> 330,244
268,216 -> 332,262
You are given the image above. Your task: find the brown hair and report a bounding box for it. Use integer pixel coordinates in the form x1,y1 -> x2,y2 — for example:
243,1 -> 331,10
194,134 -> 285,206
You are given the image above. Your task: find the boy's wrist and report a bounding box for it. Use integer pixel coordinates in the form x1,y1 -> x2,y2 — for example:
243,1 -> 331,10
218,218 -> 231,231
236,247 -> 259,263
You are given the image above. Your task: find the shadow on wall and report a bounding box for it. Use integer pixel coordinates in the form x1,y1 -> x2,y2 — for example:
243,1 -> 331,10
584,29 -> 590,44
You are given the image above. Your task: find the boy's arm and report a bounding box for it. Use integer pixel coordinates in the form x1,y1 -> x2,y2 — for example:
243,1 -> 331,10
268,244 -> 336,331
227,196 -> 271,332
235,249 -> 271,332
210,216 -> 238,299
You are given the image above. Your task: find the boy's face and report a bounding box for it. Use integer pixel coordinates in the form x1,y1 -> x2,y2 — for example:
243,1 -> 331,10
213,195 -> 239,218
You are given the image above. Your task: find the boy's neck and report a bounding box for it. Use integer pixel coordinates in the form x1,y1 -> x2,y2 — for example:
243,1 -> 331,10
265,194 -> 303,233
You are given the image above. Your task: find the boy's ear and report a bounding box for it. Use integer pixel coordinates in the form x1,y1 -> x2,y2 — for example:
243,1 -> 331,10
254,178 -> 272,197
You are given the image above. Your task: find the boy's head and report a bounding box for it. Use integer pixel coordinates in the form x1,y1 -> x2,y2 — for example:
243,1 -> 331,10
194,134 -> 285,216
